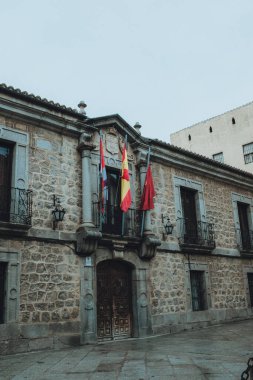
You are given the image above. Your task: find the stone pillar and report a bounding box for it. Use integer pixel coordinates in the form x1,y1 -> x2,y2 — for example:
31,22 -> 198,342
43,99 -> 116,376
80,257 -> 96,343
139,162 -> 152,235
137,150 -> 161,259
76,133 -> 102,256
80,148 -> 93,227
134,268 -> 152,337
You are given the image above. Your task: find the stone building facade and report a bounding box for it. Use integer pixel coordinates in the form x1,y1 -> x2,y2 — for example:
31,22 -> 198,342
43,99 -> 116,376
0,84 -> 253,355
170,101 -> 253,173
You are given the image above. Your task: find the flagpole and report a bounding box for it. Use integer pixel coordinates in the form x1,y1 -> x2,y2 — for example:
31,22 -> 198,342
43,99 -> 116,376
141,146 -> 151,237
121,135 -> 127,236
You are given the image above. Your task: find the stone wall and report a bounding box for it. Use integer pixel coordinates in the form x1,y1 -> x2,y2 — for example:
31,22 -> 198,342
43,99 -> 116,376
150,163 -> 253,249
0,116 -> 82,233
1,239 -> 81,325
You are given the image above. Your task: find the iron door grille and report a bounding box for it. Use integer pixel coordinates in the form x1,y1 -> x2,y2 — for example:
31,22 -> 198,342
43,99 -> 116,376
247,273 -> 253,307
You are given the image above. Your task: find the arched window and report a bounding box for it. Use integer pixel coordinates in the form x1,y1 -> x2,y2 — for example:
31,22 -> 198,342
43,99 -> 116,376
188,134 -> 191,141
209,126 -> 212,133
232,117 -> 235,124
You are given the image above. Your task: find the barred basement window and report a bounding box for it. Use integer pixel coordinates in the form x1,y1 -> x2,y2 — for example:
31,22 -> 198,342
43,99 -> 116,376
190,270 -> 207,311
243,142 -> 253,164
212,152 -> 224,163
247,273 -> 253,307
0,262 -> 7,324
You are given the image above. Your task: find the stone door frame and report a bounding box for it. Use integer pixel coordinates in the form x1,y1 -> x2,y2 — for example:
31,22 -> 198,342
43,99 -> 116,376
80,248 -> 152,343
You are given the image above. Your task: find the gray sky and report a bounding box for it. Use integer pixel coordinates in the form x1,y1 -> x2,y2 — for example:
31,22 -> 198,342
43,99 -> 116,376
1,0 -> 253,141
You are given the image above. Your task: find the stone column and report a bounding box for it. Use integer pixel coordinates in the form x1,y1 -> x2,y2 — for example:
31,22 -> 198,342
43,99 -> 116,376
80,148 -> 94,227
134,268 -> 152,337
76,133 -> 102,256
80,257 -> 96,343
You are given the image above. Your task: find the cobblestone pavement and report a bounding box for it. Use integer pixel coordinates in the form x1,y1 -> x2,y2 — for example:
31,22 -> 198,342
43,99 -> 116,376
1,319 -> 253,380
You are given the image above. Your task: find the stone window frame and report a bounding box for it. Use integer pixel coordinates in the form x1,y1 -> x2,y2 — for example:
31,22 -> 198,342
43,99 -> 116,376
0,125 -> 29,189
185,262 -> 211,312
243,265 -> 253,308
231,193 -> 253,248
173,176 -> 207,235
0,250 -> 20,323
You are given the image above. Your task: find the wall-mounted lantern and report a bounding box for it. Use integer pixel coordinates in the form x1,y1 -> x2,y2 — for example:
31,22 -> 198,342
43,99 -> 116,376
52,195 -> 66,230
162,214 -> 174,235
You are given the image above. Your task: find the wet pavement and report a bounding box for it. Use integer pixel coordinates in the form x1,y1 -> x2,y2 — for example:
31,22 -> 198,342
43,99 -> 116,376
1,319 -> 253,379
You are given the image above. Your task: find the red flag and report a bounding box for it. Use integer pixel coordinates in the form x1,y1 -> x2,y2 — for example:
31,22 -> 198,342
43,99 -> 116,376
140,165 -> 155,210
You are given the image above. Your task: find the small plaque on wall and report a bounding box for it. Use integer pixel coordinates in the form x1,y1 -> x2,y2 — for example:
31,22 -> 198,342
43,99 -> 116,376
84,257 -> 92,267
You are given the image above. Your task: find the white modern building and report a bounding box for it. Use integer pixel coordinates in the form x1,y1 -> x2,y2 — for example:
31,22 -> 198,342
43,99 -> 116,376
170,101 -> 253,174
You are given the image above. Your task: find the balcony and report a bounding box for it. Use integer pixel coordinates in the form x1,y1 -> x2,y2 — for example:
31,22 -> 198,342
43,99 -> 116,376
92,202 -> 142,237
177,218 -> 215,252
236,228 -> 253,253
0,186 -> 32,227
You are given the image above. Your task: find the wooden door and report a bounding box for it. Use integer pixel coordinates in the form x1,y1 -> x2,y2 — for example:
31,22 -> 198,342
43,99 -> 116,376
97,260 -> 132,340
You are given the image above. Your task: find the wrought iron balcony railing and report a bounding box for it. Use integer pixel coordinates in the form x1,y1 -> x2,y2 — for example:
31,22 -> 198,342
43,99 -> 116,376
92,202 -> 142,237
236,228 -> 253,252
177,218 -> 215,249
0,186 -> 32,225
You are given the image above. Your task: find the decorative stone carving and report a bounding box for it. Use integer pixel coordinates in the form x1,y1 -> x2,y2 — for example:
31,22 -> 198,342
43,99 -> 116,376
76,227 -> 102,256
139,235 -> 161,259
106,131 -> 118,155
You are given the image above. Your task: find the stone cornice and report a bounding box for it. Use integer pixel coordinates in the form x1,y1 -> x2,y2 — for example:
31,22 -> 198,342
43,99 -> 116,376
150,144 -> 253,191
0,95 -> 94,137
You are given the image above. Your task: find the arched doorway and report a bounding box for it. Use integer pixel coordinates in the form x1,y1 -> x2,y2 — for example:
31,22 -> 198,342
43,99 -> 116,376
97,260 -> 133,340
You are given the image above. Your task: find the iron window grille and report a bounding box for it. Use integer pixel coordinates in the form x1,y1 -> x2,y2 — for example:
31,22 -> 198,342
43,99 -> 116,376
190,270 -> 207,311
92,202 -> 142,237
0,186 -> 32,225
177,218 -> 215,249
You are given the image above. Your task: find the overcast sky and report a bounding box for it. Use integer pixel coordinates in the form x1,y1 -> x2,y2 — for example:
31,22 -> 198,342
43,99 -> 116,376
1,0 -> 253,141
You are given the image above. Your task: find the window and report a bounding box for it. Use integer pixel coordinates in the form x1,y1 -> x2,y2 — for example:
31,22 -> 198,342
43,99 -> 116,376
212,152 -> 224,163
247,273 -> 253,307
101,168 -> 122,235
232,117 -> 236,124
174,177 -> 215,249
0,262 -> 7,324
209,126 -> 212,133
180,187 -> 198,244
190,270 -> 207,311
232,193 -> 253,252
238,202 -> 252,250
188,134 -> 191,141
0,252 -> 19,324
243,143 -> 253,164
0,142 -> 13,222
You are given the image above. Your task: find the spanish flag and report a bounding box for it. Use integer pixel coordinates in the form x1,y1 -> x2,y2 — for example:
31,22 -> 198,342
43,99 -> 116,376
120,142 -> 132,212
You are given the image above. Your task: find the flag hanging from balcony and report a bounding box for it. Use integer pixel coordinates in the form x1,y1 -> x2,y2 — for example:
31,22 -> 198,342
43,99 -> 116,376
100,134 -> 108,213
140,164 -> 156,210
120,141 -> 132,212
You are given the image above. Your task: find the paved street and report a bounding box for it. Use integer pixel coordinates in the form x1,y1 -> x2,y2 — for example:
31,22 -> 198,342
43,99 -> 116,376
1,319 -> 253,380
